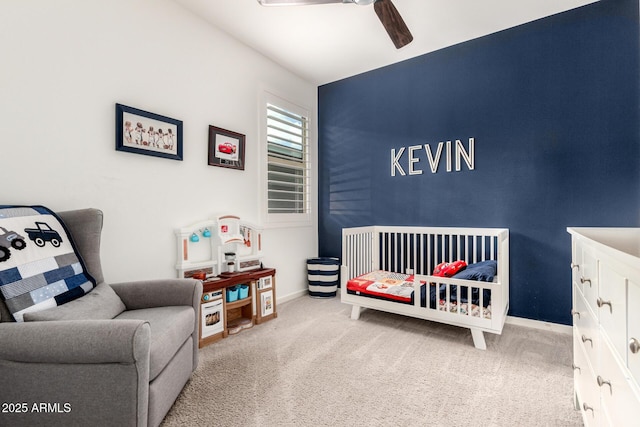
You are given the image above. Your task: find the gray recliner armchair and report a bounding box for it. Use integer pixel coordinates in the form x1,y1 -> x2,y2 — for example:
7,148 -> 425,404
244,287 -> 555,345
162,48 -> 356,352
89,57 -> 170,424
0,208 -> 202,427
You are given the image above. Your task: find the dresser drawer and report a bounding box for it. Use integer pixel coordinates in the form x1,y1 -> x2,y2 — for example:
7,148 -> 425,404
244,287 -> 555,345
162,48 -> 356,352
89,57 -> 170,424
571,241 -> 584,287
574,292 -> 600,369
574,330 -> 602,427
574,326 -> 594,393
598,339 -> 640,427
628,278 -> 640,387
598,261 -> 627,358
573,286 -> 597,334
580,246 -> 600,316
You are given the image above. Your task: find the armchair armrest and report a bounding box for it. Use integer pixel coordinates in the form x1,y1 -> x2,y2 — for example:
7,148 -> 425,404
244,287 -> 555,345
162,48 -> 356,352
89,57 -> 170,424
0,319 -> 150,364
0,320 -> 151,427
111,278 -> 203,372
111,278 -> 202,311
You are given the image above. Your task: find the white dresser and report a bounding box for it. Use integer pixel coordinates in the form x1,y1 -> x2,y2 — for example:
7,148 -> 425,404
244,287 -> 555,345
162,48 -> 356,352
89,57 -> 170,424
567,228 -> 640,426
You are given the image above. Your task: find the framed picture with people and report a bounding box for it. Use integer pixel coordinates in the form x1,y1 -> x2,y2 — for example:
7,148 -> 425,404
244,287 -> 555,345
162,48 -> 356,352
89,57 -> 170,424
115,103 -> 183,161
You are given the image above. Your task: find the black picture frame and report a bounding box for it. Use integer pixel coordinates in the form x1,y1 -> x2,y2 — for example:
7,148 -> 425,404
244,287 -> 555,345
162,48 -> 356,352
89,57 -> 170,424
115,103 -> 183,161
208,125 -> 245,170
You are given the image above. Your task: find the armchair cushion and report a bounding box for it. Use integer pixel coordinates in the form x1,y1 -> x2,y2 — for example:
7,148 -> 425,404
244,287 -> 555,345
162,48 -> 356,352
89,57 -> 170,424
116,306 -> 195,380
23,282 -> 125,321
0,206 -> 96,322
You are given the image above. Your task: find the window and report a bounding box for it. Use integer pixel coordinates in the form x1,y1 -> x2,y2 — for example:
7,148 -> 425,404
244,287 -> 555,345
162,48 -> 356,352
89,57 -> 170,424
263,95 -> 310,224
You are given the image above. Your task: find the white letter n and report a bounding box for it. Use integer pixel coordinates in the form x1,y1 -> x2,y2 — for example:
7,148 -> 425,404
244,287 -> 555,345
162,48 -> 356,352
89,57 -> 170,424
455,138 -> 475,171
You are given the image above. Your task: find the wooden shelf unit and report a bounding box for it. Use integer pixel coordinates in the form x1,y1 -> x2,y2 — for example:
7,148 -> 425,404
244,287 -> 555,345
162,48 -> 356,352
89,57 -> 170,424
198,268 -> 276,348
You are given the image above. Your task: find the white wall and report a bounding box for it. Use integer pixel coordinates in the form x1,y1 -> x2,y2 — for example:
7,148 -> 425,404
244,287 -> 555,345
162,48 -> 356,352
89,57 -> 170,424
0,0 -> 318,301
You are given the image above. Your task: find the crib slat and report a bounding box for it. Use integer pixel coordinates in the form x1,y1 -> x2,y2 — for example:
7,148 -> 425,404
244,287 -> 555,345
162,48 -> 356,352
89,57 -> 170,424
482,235 -> 487,261
351,234 -> 357,277
475,235 -> 478,261
391,232 -> 395,271
399,232 -> 403,273
445,282 -> 450,312
400,232 -> 404,273
389,232 -> 394,272
421,233 -> 425,274
355,233 -> 359,276
386,233 -> 391,272
384,233 -> 391,271
361,233 -> 365,274
381,232 -> 386,271
368,232 -> 372,273
369,232 -> 372,271
404,232 -> 408,274
347,234 -> 352,277
427,233 -> 431,274
377,233 -> 381,272
424,233 -> 428,274
365,233 -> 369,272
397,232 -> 401,272
491,236 -> 496,261
359,233 -> 363,274
357,233 -> 362,274
465,234 -> 470,262
348,233 -> 352,276
413,233 -> 420,274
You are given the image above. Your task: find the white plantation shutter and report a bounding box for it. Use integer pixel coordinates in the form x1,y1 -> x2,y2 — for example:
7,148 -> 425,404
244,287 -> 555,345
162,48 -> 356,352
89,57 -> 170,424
266,103 -> 310,215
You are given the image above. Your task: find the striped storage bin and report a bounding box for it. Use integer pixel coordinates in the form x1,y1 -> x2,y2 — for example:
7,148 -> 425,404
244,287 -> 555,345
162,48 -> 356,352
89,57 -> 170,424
307,257 -> 340,298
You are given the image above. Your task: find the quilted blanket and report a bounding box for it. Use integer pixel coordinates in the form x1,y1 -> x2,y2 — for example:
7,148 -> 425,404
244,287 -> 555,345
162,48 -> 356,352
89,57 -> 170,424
346,270 -> 415,303
0,206 -> 95,321
346,266 -> 495,319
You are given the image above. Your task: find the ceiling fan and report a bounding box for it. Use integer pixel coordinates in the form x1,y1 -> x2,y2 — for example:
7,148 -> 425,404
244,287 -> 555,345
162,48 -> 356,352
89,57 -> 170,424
257,0 -> 413,49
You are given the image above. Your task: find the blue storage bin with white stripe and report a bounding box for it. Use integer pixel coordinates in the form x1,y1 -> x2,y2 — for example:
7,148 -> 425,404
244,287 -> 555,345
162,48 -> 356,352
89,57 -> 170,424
307,257 -> 340,298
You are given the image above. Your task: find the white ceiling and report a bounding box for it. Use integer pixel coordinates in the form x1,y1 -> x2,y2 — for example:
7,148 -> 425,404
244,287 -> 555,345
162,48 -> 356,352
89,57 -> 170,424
173,0 -> 598,85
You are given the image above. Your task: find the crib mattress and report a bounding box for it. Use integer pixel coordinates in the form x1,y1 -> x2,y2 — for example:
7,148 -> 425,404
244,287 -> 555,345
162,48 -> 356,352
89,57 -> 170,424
346,270 -> 492,319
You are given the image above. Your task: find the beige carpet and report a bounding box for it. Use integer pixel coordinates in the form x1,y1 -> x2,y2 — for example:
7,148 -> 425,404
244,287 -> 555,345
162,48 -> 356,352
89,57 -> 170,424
162,296 -> 582,427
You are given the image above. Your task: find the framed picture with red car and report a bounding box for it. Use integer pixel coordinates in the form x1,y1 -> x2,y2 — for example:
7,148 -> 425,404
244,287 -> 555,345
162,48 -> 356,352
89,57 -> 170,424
208,125 -> 245,170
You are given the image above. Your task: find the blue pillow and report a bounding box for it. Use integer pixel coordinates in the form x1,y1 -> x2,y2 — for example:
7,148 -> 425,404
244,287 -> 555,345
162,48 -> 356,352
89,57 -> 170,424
452,260 -> 497,282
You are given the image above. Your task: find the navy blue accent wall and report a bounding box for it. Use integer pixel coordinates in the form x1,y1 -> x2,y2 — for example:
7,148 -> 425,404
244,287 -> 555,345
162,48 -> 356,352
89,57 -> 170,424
317,0 -> 640,325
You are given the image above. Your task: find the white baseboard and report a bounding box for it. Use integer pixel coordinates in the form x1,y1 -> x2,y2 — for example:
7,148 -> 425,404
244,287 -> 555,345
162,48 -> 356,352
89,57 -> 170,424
277,288 -> 308,305
506,315 -> 572,335
278,293 -> 573,336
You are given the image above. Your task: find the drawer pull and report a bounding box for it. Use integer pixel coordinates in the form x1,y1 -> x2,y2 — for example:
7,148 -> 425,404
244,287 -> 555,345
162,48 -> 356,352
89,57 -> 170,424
597,375 -> 612,393
581,335 -> 593,347
596,298 -> 612,313
571,263 -> 579,271
582,403 -> 594,414
630,338 -> 640,354
570,309 -> 581,319
580,277 -> 591,287
572,363 -> 581,373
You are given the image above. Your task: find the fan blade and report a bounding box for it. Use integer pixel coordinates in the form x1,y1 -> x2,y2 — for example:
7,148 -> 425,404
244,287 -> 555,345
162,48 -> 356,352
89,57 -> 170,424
257,0 -> 343,5
373,0 -> 413,49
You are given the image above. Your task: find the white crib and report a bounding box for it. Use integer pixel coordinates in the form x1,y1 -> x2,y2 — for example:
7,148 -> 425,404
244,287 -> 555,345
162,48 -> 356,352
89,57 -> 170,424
341,226 -> 509,349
